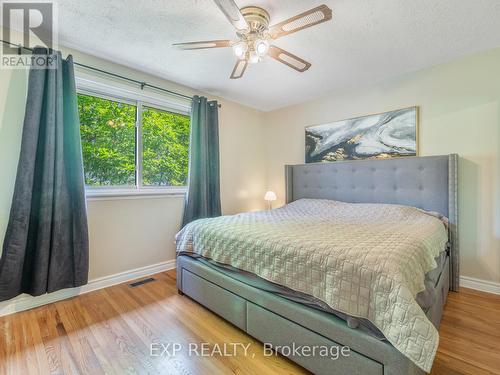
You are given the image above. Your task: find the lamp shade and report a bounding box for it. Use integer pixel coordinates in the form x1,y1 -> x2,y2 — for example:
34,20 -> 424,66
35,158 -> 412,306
264,191 -> 277,201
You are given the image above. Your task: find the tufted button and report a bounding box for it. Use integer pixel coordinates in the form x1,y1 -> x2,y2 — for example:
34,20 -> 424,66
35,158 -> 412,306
371,186 -> 375,190
371,167 -> 376,172
419,185 -> 424,191
393,167 -> 398,172
351,185 -> 356,189
393,185 -> 398,191
333,186 -> 338,190
352,168 -> 357,173
419,166 -> 424,172
304,184 -> 308,188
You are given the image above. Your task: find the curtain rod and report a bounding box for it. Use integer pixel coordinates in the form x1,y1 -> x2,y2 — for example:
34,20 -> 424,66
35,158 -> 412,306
1,40 -> 221,108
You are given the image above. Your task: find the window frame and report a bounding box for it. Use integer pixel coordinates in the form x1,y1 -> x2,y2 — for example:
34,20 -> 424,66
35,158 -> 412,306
76,76 -> 191,199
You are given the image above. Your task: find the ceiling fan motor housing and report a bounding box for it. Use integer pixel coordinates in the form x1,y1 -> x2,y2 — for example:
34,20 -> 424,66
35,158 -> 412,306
240,6 -> 270,33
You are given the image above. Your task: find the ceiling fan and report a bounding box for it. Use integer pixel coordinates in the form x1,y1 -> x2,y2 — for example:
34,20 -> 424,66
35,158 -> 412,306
173,1 -> 333,79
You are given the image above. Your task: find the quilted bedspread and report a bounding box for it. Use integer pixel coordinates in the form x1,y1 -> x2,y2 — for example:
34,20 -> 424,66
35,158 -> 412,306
176,199 -> 448,372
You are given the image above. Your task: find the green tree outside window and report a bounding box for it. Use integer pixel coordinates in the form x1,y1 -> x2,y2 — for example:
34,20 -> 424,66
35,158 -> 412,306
77,93 -> 190,187
143,106 -> 190,186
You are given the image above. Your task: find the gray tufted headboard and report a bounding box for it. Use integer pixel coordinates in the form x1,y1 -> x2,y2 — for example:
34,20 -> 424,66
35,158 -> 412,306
285,154 -> 459,291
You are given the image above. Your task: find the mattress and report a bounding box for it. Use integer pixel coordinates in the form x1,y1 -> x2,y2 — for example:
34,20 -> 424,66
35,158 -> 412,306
182,251 -> 448,341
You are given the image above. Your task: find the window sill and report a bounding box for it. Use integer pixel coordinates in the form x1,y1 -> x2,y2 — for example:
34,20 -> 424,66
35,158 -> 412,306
86,187 -> 187,201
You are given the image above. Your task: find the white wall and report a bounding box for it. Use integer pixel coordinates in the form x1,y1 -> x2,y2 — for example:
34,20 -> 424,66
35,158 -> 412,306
0,35 -> 267,282
263,48 -> 500,284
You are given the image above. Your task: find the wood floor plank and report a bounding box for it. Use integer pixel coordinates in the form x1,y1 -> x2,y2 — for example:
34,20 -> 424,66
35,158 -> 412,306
0,275 -> 499,375
77,289 -> 156,374
55,299 -> 106,375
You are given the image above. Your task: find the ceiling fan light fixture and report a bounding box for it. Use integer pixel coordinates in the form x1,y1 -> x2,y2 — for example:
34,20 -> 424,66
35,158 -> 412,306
248,50 -> 260,64
254,39 -> 269,56
233,42 -> 248,58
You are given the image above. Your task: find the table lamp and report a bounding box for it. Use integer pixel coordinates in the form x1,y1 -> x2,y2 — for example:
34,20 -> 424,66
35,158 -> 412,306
264,191 -> 277,210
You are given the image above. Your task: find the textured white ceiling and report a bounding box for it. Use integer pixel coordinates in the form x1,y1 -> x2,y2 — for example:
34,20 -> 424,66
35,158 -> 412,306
19,0 -> 500,111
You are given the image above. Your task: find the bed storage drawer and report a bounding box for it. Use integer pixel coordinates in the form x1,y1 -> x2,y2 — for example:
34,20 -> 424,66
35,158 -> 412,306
247,302 -> 383,375
181,269 -> 247,330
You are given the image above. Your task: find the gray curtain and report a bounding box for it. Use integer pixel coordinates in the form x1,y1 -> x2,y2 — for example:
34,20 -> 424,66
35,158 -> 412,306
0,48 -> 89,301
182,96 -> 221,226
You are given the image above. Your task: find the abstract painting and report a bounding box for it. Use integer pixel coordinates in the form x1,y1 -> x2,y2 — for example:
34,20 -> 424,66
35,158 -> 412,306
305,107 -> 418,163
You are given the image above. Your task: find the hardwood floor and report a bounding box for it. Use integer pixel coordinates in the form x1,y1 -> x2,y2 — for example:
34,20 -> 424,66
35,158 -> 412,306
431,288 -> 500,375
0,270 -> 499,375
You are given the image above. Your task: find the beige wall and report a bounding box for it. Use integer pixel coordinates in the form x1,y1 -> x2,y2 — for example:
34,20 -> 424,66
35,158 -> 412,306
263,48 -> 500,284
0,37 -> 266,281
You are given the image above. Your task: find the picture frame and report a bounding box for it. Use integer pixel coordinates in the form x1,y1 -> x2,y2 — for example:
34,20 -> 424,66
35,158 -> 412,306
305,106 -> 419,163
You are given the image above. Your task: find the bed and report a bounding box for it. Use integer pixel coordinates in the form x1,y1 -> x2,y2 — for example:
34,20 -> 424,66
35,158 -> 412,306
176,154 -> 459,375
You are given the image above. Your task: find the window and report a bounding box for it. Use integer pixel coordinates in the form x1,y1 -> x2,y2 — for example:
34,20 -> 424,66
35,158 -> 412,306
77,91 -> 190,195
142,106 -> 190,186
78,94 -> 137,186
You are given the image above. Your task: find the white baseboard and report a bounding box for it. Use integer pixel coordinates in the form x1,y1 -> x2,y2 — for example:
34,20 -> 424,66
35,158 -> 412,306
0,259 -> 176,317
460,275 -> 500,295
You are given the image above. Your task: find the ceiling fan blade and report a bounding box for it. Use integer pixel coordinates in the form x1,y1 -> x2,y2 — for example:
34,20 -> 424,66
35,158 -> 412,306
173,40 -> 232,50
269,4 -> 332,39
230,59 -> 248,79
212,0 -> 249,31
268,46 -> 311,72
